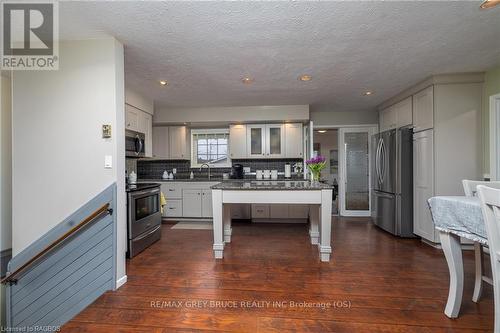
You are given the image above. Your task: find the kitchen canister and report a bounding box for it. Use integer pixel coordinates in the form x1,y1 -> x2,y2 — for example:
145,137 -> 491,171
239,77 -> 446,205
271,170 -> 278,180
263,170 -> 271,179
256,170 -> 263,179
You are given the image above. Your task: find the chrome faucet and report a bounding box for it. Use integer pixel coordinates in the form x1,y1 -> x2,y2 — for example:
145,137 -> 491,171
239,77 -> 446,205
200,163 -> 211,180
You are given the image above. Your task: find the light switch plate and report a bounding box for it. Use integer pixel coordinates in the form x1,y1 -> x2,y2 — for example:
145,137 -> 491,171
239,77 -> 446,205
104,155 -> 112,169
243,167 -> 251,173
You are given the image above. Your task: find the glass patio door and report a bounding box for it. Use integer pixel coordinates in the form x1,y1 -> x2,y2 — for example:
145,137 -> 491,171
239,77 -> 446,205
339,127 -> 376,216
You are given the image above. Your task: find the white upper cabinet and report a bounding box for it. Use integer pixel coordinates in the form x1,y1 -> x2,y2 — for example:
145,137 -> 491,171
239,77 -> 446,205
139,112 -> 153,157
413,86 -> 434,132
379,97 -> 413,132
243,123 -> 303,159
229,125 -> 247,159
247,125 -> 266,158
169,126 -> 188,159
152,126 -> 169,158
379,106 -> 397,132
125,104 -> 140,132
152,125 -> 188,159
265,124 -> 285,158
126,103 -> 153,157
246,124 -> 289,158
284,123 -> 303,158
395,97 -> 413,128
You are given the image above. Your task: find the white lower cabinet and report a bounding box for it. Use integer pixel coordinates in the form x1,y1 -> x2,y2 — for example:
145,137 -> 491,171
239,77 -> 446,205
230,204 -> 251,219
182,188 -> 214,218
201,189 -> 213,218
289,205 -> 310,219
251,204 -> 309,221
183,189 -> 203,217
270,205 -> 289,219
157,182 -> 217,219
163,200 -> 182,218
251,204 -> 270,219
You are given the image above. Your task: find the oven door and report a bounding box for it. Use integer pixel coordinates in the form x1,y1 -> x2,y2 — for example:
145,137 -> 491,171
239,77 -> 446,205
128,187 -> 161,239
125,130 -> 145,158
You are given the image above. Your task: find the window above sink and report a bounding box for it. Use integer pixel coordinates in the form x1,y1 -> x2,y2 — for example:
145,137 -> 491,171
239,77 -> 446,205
191,129 -> 231,168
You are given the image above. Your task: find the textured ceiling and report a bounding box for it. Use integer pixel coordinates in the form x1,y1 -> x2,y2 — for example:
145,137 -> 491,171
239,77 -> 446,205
60,1 -> 500,112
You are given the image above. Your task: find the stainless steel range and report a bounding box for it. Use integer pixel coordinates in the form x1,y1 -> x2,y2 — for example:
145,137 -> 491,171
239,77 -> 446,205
126,183 -> 162,258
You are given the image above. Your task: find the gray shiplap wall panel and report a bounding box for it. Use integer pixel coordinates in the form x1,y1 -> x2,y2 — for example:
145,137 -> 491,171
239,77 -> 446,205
18,258 -> 113,326
38,267 -> 113,326
13,237 -> 113,321
52,278 -> 113,327
12,216 -> 111,294
12,221 -> 112,304
6,183 -> 116,328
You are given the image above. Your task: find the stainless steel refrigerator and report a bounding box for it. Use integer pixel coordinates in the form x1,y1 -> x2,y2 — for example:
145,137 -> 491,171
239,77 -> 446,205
371,127 -> 414,237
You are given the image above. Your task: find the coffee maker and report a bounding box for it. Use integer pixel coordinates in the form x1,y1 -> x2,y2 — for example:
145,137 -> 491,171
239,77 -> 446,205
230,164 -> 244,179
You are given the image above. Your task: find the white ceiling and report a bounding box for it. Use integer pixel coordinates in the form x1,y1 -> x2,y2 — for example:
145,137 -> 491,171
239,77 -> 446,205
60,1 -> 500,112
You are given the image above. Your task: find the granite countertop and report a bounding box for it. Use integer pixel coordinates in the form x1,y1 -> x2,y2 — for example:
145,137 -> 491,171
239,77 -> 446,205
138,178 -> 223,183
137,176 -> 305,183
211,180 -> 334,190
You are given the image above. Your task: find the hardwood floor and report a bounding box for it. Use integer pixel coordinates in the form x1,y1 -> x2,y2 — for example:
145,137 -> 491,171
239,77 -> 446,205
63,218 -> 494,332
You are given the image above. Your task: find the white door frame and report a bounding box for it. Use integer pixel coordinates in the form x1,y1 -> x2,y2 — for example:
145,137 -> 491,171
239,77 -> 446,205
490,93 -> 500,181
312,124 -> 378,217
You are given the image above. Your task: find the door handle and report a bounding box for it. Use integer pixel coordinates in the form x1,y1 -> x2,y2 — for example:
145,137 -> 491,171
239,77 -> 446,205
376,139 -> 382,185
381,140 -> 387,184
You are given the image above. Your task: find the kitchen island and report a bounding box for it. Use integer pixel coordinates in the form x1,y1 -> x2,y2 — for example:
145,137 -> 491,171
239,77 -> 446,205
211,180 -> 334,262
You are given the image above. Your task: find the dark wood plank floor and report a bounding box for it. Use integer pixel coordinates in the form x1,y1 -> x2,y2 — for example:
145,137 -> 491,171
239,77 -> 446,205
63,218 -> 494,332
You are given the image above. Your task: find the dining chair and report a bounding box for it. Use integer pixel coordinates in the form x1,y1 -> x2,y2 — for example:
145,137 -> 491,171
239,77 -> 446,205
463,180 -> 500,303
477,185 -> 500,333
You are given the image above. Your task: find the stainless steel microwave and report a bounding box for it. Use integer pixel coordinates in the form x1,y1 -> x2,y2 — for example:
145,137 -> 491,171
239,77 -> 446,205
125,130 -> 145,158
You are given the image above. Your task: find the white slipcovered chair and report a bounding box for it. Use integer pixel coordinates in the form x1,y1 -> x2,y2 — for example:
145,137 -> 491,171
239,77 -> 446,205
462,180 -> 500,303
477,185 -> 500,333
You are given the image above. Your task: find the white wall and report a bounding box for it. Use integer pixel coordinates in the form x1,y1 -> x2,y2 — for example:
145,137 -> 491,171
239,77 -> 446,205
154,105 -> 309,124
1,74 -> 12,253
0,72 -> 12,329
11,39 -> 126,284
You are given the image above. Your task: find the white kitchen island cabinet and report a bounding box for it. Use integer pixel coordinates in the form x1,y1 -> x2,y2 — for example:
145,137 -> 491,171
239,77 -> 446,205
211,181 -> 334,262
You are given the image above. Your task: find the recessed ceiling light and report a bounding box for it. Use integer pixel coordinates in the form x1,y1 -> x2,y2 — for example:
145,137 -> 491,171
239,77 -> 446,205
299,75 -> 312,82
242,77 -> 254,84
317,130 -> 327,133
159,80 -> 168,86
480,0 -> 500,9
363,91 -> 373,96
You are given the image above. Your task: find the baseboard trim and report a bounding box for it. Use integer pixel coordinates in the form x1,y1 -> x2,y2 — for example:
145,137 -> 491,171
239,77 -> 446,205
116,275 -> 127,289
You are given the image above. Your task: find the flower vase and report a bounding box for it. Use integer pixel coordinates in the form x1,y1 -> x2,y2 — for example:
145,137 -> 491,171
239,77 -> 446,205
311,170 -> 320,184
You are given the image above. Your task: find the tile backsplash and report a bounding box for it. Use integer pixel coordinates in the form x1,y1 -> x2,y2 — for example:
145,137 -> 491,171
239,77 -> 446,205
135,158 -> 303,179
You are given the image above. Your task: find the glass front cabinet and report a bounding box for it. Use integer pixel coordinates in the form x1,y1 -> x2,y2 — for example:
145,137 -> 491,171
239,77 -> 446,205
246,124 -> 285,158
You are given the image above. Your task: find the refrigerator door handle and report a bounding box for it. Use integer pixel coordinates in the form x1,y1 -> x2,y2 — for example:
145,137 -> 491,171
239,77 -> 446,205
376,139 -> 382,185
380,139 -> 386,184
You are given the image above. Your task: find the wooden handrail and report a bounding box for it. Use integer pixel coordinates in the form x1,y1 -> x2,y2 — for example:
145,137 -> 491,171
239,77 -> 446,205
1,203 -> 112,285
